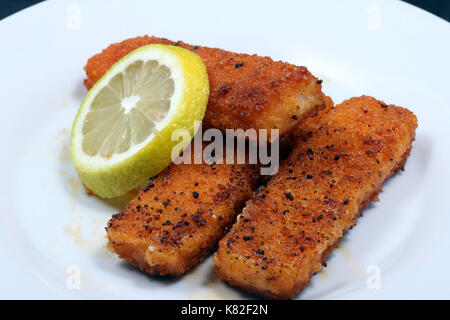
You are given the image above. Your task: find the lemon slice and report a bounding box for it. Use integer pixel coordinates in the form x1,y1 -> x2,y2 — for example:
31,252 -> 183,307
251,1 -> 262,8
70,44 -> 209,198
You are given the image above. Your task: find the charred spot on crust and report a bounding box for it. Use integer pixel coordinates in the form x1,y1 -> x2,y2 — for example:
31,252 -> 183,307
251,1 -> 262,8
284,192 -> 294,201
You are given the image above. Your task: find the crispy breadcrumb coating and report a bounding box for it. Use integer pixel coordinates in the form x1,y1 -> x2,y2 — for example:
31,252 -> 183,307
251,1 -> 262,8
84,35 -> 325,140
106,143 -> 259,276
214,96 -> 418,299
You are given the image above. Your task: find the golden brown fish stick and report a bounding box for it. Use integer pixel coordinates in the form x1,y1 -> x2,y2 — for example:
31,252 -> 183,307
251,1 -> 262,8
214,96 -> 418,299
106,145 -> 259,276
84,35 -> 325,140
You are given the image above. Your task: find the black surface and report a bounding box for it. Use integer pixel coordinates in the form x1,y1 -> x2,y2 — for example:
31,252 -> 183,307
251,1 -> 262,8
0,0 -> 44,20
0,0 -> 450,22
406,0 -> 450,21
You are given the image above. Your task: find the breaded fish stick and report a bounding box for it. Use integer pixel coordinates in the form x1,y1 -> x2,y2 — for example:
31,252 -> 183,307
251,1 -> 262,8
106,144 -> 259,276
84,35 -> 325,140
214,96 -> 418,299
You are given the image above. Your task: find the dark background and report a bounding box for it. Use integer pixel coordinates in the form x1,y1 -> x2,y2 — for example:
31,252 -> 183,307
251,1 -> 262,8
0,0 -> 450,22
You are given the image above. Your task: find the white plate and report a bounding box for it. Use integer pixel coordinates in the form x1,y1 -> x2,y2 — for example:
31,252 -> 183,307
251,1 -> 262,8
0,0 -> 449,299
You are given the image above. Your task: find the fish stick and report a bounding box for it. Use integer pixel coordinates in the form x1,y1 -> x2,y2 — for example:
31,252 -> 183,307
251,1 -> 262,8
84,35 -> 325,140
106,143 -> 260,276
214,96 -> 418,299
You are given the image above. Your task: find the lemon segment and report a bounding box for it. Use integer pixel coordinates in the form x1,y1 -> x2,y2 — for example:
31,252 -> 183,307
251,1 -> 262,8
70,44 -> 209,198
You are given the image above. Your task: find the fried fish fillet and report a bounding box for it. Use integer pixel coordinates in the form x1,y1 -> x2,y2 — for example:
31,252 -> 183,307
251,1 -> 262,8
106,144 -> 259,276
214,96 -> 418,299
84,35 -> 325,140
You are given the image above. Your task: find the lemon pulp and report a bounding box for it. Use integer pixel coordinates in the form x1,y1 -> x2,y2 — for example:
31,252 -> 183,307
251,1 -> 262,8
81,60 -> 174,157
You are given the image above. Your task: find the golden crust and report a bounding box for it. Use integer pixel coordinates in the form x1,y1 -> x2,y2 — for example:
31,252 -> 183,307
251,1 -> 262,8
106,145 -> 259,276
84,35 -> 325,140
213,96 -> 418,299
